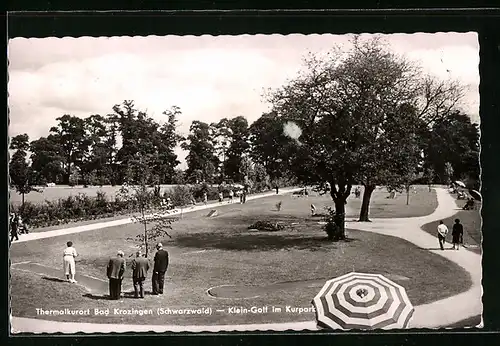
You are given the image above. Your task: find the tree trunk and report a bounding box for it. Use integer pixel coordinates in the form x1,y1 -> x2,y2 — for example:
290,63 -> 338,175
358,185 -> 376,222
333,198 -> 347,240
22,193 -> 25,209
406,186 -> 410,205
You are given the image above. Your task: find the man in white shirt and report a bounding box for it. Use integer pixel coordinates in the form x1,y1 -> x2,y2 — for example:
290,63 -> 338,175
437,220 -> 449,250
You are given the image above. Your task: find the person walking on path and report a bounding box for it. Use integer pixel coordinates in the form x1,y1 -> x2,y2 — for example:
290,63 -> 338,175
131,250 -> 150,298
107,251 -> 126,300
228,189 -> 234,203
10,213 -> 19,242
203,191 -> 208,205
437,220 -> 449,250
452,218 -> 464,250
63,241 -> 78,283
152,243 -> 169,295
218,191 -> 224,203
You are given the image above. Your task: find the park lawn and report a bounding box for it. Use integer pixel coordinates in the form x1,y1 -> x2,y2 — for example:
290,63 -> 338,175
347,185 -> 438,219
421,199 -> 482,255
10,193 -> 471,326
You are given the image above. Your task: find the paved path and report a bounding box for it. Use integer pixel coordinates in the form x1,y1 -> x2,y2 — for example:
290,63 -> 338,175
344,188 -> 482,329
10,188 -> 482,333
13,188 -> 303,243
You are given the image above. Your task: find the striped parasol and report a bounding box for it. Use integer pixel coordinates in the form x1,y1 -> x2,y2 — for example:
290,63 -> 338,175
311,272 -> 414,330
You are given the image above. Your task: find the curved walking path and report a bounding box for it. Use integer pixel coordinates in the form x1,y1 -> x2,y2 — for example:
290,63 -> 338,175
10,188 -> 482,333
344,188 -> 482,329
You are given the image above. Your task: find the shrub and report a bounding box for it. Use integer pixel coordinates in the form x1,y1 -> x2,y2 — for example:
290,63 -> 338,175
323,206 -> 343,241
164,185 -> 193,207
248,220 -> 284,232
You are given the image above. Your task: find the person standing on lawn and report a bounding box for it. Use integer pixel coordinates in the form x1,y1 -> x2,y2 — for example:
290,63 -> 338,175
63,241 -> 78,283
10,213 -> 19,242
131,250 -> 150,298
437,220 -> 449,250
452,218 -> 464,250
152,243 -> 169,295
107,250 -> 126,300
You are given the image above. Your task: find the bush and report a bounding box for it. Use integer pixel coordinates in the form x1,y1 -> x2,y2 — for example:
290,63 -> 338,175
248,220 -> 285,232
164,185 -> 194,207
323,207 -> 344,241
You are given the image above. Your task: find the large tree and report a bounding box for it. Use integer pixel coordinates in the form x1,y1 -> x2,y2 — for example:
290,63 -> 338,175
29,134 -> 65,185
155,106 -> 183,184
423,111 -> 480,188
224,116 -> 250,183
80,114 -> 109,185
49,115 -> 90,184
181,121 -> 218,183
210,118 -> 232,183
249,112 -> 293,181
267,37 -> 440,238
9,134 -> 37,207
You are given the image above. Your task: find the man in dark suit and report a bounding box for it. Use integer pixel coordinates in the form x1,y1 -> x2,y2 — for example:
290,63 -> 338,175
131,250 -> 150,298
152,243 -> 169,295
107,251 -> 126,300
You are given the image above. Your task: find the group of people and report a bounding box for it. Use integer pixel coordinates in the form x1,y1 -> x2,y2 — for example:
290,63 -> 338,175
62,241 -> 170,299
9,212 -> 29,242
218,189 -> 247,204
107,242 -> 169,299
437,219 -> 464,250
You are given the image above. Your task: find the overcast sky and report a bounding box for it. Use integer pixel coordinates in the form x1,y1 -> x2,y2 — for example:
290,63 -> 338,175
8,32 -> 479,168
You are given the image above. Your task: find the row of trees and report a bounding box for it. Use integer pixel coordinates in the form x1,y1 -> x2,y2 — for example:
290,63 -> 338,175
9,102 -> 296,206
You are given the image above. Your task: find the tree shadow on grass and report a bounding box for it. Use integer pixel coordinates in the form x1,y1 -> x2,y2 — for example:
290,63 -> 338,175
174,232 -> 360,252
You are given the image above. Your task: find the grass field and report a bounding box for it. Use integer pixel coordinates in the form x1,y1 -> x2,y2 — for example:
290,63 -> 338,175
10,191 -> 471,326
348,185 -> 438,219
9,184 -> 179,205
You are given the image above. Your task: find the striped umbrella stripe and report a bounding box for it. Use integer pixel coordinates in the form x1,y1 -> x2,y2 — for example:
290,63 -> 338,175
353,279 -> 412,329
319,279 -> 392,326
402,306 -> 415,328
373,274 -> 414,309
313,273 -> 414,330
342,282 -> 381,308
336,280 -> 389,314
364,278 -> 407,327
313,275 -> 389,317
332,279 -> 392,313
329,284 -> 393,320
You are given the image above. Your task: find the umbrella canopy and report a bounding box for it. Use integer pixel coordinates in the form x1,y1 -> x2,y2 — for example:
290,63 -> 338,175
454,181 -> 466,188
312,272 -> 414,330
470,190 -> 482,201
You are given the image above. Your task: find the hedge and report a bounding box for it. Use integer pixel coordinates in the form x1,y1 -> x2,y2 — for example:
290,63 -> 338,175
10,184 -> 272,229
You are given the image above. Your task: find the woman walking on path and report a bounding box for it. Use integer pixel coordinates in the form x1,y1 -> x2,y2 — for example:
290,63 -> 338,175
63,241 -> 78,283
452,219 -> 464,250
